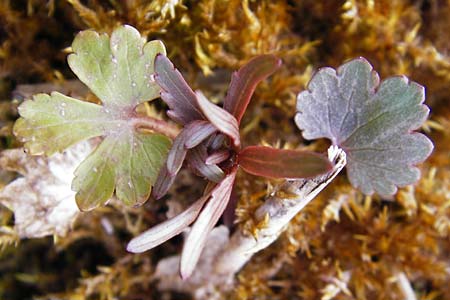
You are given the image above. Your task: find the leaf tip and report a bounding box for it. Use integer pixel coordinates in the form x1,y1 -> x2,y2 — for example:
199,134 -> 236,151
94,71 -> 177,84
126,237 -> 145,254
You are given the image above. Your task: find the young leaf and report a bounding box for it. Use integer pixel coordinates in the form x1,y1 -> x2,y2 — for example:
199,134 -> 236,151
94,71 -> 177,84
180,169 -> 237,279
195,91 -> 241,148
224,55 -> 282,124
205,149 -> 230,165
154,54 -> 204,124
151,120 -> 217,199
188,145 -> 224,183
152,164 -> 177,200
238,146 -> 332,179
127,191 -> 211,253
14,25 -> 171,210
166,120 -> 216,176
295,58 -> 433,196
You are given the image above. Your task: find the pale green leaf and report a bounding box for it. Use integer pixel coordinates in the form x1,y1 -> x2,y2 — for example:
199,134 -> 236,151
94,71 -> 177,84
68,25 -> 165,109
13,25 -> 170,210
72,131 -> 170,210
14,92 -> 106,156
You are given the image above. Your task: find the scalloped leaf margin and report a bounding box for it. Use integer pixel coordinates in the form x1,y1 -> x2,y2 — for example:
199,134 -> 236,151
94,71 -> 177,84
295,57 -> 433,196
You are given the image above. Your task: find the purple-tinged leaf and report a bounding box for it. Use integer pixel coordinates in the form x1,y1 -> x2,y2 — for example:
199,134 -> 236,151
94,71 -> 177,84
155,120 -> 218,198
184,121 -> 217,149
224,55 -> 282,124
127,190 -> 212,253
155,54 -> 204,125
205,149 -> 230,165
188,145 -> 224,183
180,168 -> 237,279
196,91 -> 240,149
207,133 -> 226,151
166,133 -> 188,176
295,57 -> 434,196
152,164 -> 176,200
238,146 -> 333,179
166,120 -> 217,176
166,109 -> 186,125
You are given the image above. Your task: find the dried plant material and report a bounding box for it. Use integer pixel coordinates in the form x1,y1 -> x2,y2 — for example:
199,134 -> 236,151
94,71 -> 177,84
67,0 -> 186,36
296,58 -> 433,196
320,270 -> 352,300
0,0 -> 71,83
0,142 -> 91,238
14,25 -> 171,211
0,226 -> 19,252
13,80 -> 89,101
155,226 -> 230,295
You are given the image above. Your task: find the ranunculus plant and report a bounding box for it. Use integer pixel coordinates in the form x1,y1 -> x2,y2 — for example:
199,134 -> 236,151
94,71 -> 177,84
12,25 -> 433,279
127,54 -> 333,278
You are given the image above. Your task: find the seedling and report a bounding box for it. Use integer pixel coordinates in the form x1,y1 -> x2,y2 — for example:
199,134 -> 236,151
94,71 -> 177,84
12,26 -> 433,279
128,54 -> 332,278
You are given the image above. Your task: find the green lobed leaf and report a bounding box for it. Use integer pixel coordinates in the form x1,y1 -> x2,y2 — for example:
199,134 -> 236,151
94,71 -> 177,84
14,25 -> 170,210
14,92 -> 106,156
72,131 -> 170,211
295,57 -> 434,196
68,25 -> 165,109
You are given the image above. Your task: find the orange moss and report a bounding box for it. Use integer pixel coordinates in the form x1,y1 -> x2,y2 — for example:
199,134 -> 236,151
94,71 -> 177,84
1,1 -> 449,299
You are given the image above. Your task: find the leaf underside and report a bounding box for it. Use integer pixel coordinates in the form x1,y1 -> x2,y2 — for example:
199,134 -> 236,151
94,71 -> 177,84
126,189 -> 211,253
295,57 -> 433,196
154,54 -> 204,125
180,169 -> 237,279
14,25 -> 171,210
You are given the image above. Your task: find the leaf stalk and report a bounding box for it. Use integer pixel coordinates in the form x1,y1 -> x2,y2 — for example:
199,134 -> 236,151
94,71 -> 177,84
131,116 -> 180,140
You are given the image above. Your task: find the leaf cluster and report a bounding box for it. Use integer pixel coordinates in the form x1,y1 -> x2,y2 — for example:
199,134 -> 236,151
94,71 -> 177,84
11,24 -> 434,282
127,53 -> 333,278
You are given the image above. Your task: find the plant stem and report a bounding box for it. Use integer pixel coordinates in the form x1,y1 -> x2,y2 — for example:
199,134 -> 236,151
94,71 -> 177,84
131,116 -> 180,139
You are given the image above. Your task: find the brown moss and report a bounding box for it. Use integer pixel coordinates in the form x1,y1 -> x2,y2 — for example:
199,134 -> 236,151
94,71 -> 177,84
0,0 -> 449,299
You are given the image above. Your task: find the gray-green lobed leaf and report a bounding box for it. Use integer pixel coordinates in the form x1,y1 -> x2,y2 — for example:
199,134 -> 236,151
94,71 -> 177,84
14,25 -> 171,210
295,57 -> 433,196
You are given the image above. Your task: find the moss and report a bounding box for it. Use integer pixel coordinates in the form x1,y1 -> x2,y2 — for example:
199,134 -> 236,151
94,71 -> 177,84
0,0 -> 449,299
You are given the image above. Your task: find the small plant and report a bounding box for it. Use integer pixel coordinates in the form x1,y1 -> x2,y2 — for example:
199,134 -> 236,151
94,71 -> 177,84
127,53 -> 333,278
11,25 -> 433,280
